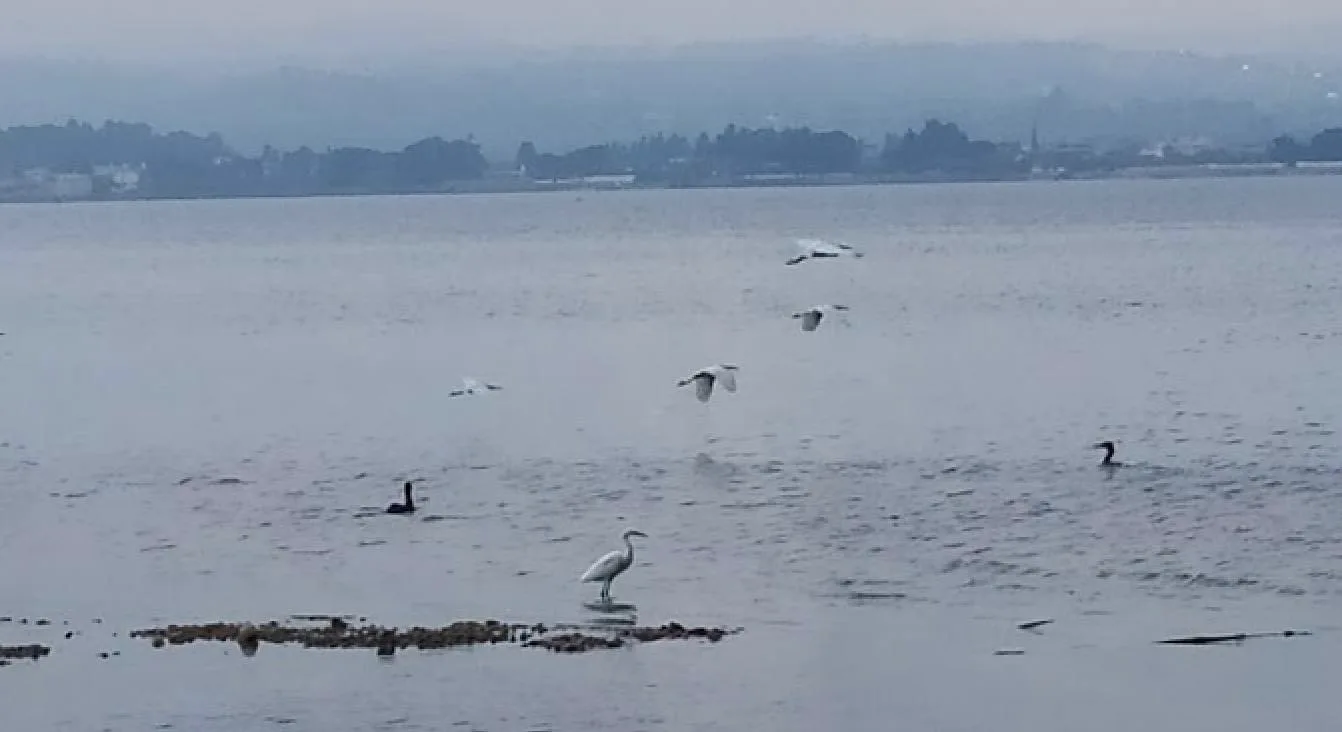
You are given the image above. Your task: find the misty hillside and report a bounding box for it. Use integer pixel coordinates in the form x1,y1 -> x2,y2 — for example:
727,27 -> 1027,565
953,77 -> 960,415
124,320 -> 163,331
2,41 -> 1340,158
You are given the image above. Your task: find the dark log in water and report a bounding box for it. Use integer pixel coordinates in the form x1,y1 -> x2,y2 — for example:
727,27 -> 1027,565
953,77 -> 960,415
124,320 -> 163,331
0,644 -> 51,663
1158,630 -> 1311,645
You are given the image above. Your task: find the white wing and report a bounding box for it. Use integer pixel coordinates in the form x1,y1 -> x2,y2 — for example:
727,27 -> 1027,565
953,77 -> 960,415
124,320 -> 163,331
581,549 -> 626,582
803,238 -> 841,255
458,377 -> 502,394
694,375 -> 714,402
801,311 -> 822,331
796,238 -> 862,257
814,239 -> 862,256
715,367 -> 737,392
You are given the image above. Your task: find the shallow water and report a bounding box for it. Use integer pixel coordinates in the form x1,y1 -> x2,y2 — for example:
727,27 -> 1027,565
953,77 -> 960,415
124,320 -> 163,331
2,178 -> 1342,730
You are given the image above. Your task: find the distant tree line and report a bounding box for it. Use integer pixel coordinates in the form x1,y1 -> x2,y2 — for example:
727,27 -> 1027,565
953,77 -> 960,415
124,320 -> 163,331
0,120 -> 487,197
257,136 -> 488,194
1267,128 -> 1342,165
515,125 -> 863,182
879,120 -> 1023,175
0,119 -> 227,173
514,120 -> 1024,182
4,118 -> 1342,200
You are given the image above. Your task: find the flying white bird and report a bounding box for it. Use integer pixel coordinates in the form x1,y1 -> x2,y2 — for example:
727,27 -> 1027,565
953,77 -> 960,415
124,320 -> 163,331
677,364 -> 739,403
580,529 -> 648,602
792,304 -> 850,331
448,377 -> 503,397
785,238 -> 864,265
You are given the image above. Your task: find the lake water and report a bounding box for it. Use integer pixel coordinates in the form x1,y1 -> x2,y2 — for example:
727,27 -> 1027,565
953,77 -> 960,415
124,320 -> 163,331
2,178 -> 1341,730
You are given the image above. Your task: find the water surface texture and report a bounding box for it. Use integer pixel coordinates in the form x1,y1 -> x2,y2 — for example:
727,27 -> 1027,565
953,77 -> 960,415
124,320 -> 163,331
3,178 -> 1342,730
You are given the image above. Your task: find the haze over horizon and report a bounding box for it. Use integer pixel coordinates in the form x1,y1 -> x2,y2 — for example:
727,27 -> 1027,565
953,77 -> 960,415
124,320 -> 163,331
4,0 -> 1342,68
3,1 -> 1341,161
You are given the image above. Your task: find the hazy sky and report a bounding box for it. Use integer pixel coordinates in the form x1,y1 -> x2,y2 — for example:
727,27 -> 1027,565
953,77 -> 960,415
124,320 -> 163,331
3,0 -> 1341,64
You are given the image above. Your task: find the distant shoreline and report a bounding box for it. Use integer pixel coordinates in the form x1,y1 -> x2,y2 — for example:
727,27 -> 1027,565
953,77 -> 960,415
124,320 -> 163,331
4,162 -> 1341,205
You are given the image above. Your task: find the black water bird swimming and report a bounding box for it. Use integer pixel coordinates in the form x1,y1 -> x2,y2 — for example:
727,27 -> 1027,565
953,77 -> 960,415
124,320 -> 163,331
1093,441 -> 1123,467
386,481 -> 416,514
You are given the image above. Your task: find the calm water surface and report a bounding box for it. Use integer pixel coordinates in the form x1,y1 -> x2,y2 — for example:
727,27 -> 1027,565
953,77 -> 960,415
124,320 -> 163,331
2,178 -> 1342,730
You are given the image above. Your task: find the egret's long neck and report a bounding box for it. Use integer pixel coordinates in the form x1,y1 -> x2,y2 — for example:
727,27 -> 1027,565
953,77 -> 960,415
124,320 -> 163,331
405,485 -> 414,506
624,536 -> 635,563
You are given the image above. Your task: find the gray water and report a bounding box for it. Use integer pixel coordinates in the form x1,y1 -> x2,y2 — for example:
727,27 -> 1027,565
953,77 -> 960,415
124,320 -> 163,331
2,178 -> 1342,731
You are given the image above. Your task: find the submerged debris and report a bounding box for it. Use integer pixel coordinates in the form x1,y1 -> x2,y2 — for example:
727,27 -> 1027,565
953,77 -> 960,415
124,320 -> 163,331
526,632 -> 624,652
1018,619 -> 1054,631
1158,630 -> 1311,646
376,630 -> 397,656
525,621 -> 731,653
0,644 -> 51,662
623,621 -> 728,643
237,623 -> 260,656
130,618 -> 739,655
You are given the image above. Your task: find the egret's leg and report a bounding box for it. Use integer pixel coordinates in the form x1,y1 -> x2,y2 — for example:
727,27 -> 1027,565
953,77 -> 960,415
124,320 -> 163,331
601,579 -> 611,602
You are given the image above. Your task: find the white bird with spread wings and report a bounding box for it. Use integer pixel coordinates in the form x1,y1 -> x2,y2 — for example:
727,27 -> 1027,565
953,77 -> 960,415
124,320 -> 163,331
792,304 -> 850,332
448,377 -> 503,398
785,238 -> 864,265
676,364 -> 739,403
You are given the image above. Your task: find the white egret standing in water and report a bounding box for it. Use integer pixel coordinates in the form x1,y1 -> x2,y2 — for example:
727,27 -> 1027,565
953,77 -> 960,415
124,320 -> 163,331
448,377 -> 503,398
677,364 -> 739,403
580,529 -> 648,602
792,304 -> 850,332
785,238 -> 864,266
